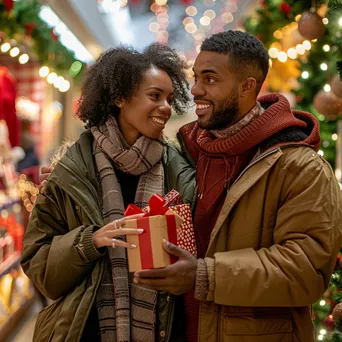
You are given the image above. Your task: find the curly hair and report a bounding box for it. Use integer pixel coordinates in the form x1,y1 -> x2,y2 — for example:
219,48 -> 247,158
201,30 -> 269,94
77,43 -> 190,128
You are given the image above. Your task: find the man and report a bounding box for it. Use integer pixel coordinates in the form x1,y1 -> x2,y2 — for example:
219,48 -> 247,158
39,31 -> 342,341
133,30 -> 342,342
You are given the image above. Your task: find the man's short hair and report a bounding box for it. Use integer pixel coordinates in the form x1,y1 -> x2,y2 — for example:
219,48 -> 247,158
201,30 -> 269,94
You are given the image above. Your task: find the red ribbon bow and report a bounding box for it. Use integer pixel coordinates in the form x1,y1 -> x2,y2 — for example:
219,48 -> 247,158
124,194 -> 169,217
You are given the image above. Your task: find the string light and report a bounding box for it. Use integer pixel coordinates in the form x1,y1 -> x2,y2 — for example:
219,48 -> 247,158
183,17 -> 194,26
59,80 -> 70,92
185,23 -> 197,34
320,300 -> 326,306
155,0 -> 167,5
287,48 -> 297,59
320,329 -> 327,335
320,63 -> 328,71
47,72 -> 57,84
301,71 -> 309,79
317,335 -> 323,341
39,66 -> 50,77
295,14 -> 301,22
1,42 -> 10,52
277,51 -> 287,63
332,134 -> 338,141
204,9 -> 216,20
200,16 -> 211,26
149,22 -> 160,32
318,150 -> 325,157
324,84 -> 331,92
19,54 -> 29,64
9,47 -> 20,57
269,47 -> 279,58
295,44 -> 305,55
302,40 -> 311,50
185,6 -> 197,16
322,18 -> 329,25
323,44 -> 331,52
221,12 -> 234,24
339,17 -> 342,27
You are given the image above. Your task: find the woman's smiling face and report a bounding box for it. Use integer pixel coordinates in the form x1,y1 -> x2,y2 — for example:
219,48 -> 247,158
117,66 -> 174,145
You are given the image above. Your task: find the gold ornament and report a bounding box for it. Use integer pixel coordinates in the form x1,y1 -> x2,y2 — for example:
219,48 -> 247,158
332,303 -> 342,323
331,75 -> 342,98
298,11 -> 325,40
313,90 -> 342,121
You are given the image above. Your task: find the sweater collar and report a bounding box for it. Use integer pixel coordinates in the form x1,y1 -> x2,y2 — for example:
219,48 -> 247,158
211,102 -> 264,139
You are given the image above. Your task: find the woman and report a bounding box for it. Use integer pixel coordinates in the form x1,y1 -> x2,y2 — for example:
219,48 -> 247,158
21,43 -> 195,342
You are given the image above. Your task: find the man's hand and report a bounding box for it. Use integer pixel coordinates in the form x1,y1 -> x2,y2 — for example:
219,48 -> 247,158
39,165 -> 54,194
133,240 -> 198,295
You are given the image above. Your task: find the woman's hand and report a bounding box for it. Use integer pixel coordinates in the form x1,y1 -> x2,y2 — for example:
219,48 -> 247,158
93,213 -> 145,249
39,165 -> 54,194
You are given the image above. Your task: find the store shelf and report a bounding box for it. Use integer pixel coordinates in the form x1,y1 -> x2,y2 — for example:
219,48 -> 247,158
0,295 -> 35,342
0,253 -> 21,279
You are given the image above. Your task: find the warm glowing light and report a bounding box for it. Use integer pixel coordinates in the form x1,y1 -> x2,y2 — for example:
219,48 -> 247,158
54,76 -> 64,89
302,71 -> 309,79
39,66 -> 50,78
295,14 -> 301,22
287,48 -> 297,59
339,17 -> 342,27
185,23 -> 197,34
332,134 -> 338,141
204,9 -> 216,20
200,16 -> 211,26
19,54 -> 29,64
318,150 -> 324,157
324,84 -> 331,92
277,51 -> 288,63
312,39 -> 318,43
320,63 -> 328,71
273,30 -> 283,39
320,329 -> 327,335
323,44 -> 331,52
59,80 -> 70,92
322,18 -> 329,25
155,0 -> 167,5
302,40 -> 311,50
186,6 -> 197,16
268,47 -> 279,58
120,0 -> 128,7
9,47 -> 20,57
47,72 -> 58,84
221,12 -> 234,24
317,336 -> 323,341
295,44 -> 305,55
1,42 -> 10,52
149,22 -> 160,32
183,17 -> 194,26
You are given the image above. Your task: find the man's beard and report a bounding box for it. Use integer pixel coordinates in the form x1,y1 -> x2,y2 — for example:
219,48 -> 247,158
198,93 -> 240,130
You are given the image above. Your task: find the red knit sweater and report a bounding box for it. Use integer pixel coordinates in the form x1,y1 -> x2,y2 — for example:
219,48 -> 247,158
178,93 -> 321,342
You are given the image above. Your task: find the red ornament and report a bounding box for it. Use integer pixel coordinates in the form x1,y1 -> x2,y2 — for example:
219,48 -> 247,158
180,0 -> 193,4
298,11 -> 325,40
50,29 -> 58,42
324,315 -> 335,330
280,2 -> 291,14
260,0 -> 267,5
25,23 -> 36,38
3,0 -> 14,13
256,34 -> 263,41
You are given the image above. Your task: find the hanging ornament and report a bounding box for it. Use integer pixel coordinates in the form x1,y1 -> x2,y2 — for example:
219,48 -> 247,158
180,0 -> 193,4
333,303 -> 342,323
331,75 -> 342,98
25,23 -> 36,39
50,29 -> 58,42
298,11 -> 325,40
280,2 -> 291,14
3,0 -> 14,13
313,90 -> 342,121
324,315 -> 336,330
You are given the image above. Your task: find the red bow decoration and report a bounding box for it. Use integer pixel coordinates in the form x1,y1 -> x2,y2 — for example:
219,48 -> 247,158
124,194 -> 168,217
3,0 -> 14,13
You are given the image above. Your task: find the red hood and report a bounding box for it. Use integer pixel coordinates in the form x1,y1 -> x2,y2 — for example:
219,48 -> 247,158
179,93 -> 321,160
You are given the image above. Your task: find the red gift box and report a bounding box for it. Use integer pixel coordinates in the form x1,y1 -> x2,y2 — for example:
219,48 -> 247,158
125,194 -> 184,272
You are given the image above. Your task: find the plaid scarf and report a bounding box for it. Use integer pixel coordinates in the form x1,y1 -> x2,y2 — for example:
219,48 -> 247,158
91,116 -> 165,342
